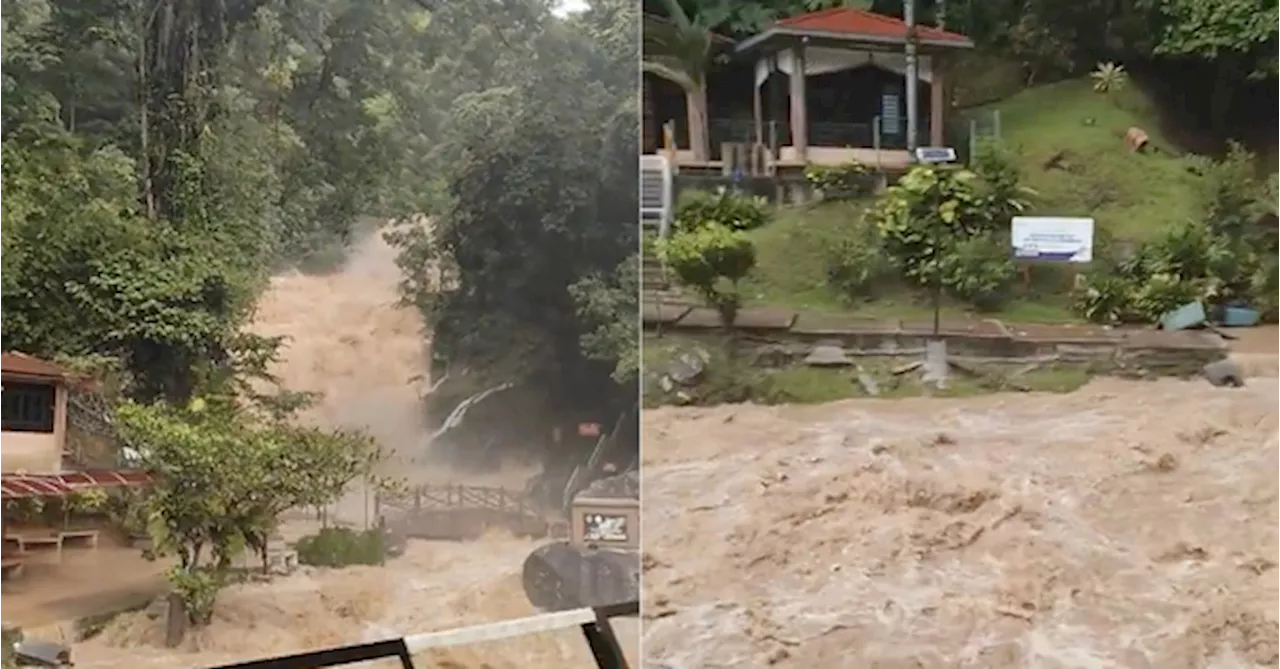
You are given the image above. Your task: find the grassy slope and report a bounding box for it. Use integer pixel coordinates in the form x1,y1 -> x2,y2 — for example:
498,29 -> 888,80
979,78 -> 1204,241
742,77 -> 1210,323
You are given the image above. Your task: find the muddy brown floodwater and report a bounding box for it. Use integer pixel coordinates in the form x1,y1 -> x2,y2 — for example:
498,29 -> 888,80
67,229 -> 637,668
642,350 -> 1278,669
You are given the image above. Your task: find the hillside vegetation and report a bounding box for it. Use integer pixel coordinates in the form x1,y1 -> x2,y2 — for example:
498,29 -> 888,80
732,75 -> 1276,324
972,78 -> 1207,241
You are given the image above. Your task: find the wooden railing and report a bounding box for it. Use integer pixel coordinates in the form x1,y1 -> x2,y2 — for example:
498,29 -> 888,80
378,484 -> 534,518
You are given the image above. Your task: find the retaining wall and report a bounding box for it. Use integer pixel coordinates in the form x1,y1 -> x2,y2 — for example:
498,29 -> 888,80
644,305 -> 1229,375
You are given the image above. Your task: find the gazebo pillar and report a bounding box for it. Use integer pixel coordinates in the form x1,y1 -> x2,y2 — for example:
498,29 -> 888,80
929,58 -> 947,147
788,42 -> 808,161
752,59 -> 764,145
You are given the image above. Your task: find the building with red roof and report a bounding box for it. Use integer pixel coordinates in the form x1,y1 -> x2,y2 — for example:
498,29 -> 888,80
643,7 -> 973,172
2,352 -> 148,500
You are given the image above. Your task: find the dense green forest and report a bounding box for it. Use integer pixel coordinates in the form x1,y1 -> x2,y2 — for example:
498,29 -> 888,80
2,0 -> 638,625
2,0 -> 639,446
644,0 -> 1278,148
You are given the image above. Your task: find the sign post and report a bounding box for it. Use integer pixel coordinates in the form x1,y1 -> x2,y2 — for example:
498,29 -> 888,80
1010,216 -> 1096,291
1011,216 -> 1095,264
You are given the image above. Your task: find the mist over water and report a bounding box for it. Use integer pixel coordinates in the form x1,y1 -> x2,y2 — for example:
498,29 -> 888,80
251,228 -> 535,489
72,227 -> 637,668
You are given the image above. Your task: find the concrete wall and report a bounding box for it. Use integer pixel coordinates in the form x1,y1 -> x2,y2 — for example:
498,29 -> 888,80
1,382 -> 66,474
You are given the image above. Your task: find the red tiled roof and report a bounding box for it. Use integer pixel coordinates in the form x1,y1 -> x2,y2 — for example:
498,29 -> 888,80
1,470 -> 151,500
1,352 -> 73,381
776,8 -> 970,44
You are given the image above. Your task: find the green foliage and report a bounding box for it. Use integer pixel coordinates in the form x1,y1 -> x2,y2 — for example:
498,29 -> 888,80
1070,150 -> 1275,326
167,566 -> 225,626
939,233 -> 1019,312
825,223 -> 896,301
295,527 -> 388,568
870,166 -> 996,287
1071,274 -> 1138,324
674,188 -> 772,233
114,395 -> 382,623
969,140 -> 1036,225
1149,0 -> 1278,78
804,162 -> 876,201
1090,62 -> 1128,93
569,255 -> 640,384
859,156 -> 1030,313
1075,218 -> 1264,323
658,224 -> 757,327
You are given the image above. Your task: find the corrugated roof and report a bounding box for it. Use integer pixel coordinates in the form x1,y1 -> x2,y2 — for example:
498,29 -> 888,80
1,470 -> 152,500
776,7 -> 971,44
1,352 -> 73,381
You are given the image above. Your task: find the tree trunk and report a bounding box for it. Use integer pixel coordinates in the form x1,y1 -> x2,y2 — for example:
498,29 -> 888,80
686,85 -> 710,161
137,11 -> 156,220
1209,59 -> 1236,137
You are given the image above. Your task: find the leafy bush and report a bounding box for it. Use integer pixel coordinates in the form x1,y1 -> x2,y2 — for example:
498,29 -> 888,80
870,166 -> 992,287
826,224 -> 895,301
295,526 -> 389,568
657,224 -> 757,327
1071,273 -> 1135,324
167,566 -> 225,626
1128,272 -> 1205,321
939,233 -> 1018,311
970,140 -> 1035,226
804,162 -> 876,200
674,188 -> 772,233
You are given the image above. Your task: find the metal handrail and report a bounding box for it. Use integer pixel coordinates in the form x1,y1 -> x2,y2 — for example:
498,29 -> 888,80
206,601 -> 639,669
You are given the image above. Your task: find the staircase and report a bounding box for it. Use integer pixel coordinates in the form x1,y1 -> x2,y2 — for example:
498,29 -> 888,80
641,248 -> 692,308
639,153 -> 691,308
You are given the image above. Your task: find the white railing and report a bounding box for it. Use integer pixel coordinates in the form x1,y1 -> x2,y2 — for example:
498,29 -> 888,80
640,153 -> 673,239
204,601 -> 638,669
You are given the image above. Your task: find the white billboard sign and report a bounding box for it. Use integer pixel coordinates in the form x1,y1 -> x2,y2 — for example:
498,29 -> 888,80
1011,216 -> 1095,263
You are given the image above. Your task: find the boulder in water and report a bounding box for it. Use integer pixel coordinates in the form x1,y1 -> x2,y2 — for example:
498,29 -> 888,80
1203,359 -> 1244,387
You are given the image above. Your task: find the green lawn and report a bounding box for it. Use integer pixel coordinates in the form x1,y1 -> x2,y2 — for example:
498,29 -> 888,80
736,76 -> 1215,324
970,78 -> 1204,241
741,201 -> 1080,323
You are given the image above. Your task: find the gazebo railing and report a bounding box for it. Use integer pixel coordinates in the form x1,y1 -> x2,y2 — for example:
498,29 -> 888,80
708,116 -> 931,157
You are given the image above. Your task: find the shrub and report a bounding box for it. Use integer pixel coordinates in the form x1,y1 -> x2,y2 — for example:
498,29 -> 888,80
804,162 -> 876,200
870,166 -> 991,287
939,233 -> 1018,311
674,188 -> 771,233
826,224 -> 895,301
970,140 -> 1035,227
657,223 -> 757,327
1071,273 -> 1136,324
1128,272 -> 1204,322
295,527 -> 388,568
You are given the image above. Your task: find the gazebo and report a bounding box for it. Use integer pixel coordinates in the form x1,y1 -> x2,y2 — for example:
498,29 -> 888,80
735,7 -> 974,169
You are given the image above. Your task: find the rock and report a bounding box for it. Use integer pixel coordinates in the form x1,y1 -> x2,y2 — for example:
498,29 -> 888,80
667,349 -> 708,385
1203,359 -> 1245,388
804,341 -> 853,367
856,369 -> 880,396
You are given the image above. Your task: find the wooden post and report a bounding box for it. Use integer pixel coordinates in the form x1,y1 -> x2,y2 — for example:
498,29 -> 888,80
752,59 -> 764,145
930,58 -> 946,147
788,43 -> 808,161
